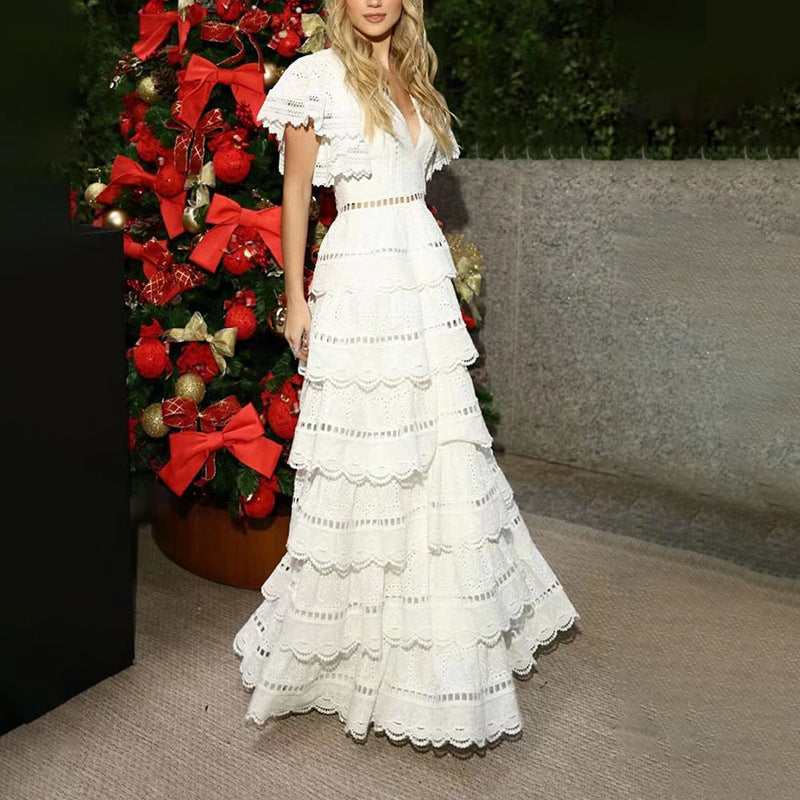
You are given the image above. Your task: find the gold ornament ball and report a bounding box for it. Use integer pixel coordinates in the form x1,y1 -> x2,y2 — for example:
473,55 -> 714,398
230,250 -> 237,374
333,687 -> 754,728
174,372 -> 206,404
182,205 -> 205,234
84,181 -> 107,208
136,75 -> 159,104
268,304 -> 286,335
141,403 -> 169,438
103,208 -> 131,229
263,62 -> 282,89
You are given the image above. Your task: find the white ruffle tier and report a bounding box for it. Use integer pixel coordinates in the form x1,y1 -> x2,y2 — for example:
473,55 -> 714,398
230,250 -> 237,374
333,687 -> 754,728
233,440 -> 580,749
233,227 -> 580,750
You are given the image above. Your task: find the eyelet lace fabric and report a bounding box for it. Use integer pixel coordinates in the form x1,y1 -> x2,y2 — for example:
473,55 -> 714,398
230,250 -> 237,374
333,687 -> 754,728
236,46 -> 580,753
256,47 -> 460,187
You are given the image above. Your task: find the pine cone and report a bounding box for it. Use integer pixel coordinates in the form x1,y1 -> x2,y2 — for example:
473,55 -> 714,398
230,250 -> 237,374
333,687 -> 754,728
151,63 -> 179,100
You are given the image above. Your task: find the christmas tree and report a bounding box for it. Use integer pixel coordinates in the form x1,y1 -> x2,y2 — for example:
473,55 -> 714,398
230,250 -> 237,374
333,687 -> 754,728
81,0 -> 493,520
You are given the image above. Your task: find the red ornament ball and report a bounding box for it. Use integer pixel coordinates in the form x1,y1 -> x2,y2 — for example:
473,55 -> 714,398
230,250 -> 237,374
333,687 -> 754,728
225,304 -> 257,340
222,244 -> 254,275
216,0 -> 246,21
213,147 -> 255,184
266,393 -> 299,440
242,479 -> 276,518
154,163 -> 184,197
133,338 -> 170,378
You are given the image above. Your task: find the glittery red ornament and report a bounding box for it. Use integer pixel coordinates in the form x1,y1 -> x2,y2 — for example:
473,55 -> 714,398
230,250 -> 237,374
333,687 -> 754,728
224,304 -> 257,340
154,163 -> 184,197
266,391 -> 299,439
213,147 -> 255,184
133,338 -> 170,378
275,29 -> 301,58
222,244 -> 254,275
241,478 -> 276,518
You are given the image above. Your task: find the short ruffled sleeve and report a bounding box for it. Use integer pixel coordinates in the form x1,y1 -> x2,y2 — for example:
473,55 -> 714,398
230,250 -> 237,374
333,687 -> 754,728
425,123 -> 462,182
256,51 -> 371,187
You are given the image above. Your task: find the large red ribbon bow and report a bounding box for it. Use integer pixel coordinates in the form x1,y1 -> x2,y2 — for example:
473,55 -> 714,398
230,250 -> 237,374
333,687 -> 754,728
124,235 -> 205,305
161,395 -> 242,485
97,155 -> 187,239
158,402 -> 282,496
189,193 -> 283,272
168,104 -> 226,175
132,2 -> 207,61
176,54 -> 266,129
199,8 -> 271,69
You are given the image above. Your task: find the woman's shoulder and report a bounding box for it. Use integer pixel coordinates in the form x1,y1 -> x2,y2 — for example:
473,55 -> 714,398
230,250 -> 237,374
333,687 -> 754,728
281,47 -> 343,82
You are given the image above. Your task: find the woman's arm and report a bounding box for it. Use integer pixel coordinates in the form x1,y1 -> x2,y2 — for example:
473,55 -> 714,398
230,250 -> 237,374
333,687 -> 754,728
281,120 -> 320,362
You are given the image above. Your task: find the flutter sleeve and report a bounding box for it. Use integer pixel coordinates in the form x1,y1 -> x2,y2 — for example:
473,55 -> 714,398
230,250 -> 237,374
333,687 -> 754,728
256,52 -> 371,187
425,123 -> 462,182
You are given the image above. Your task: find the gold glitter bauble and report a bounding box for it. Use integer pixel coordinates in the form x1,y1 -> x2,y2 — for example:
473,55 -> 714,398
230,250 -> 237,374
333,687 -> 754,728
141,403 -> 169,438
182,205 -> 205,234
103,208 -> 131,229
263,62 -> 282,89
84,182 -> 107,208
174,372 -> 206,404
136,75 -> 159,104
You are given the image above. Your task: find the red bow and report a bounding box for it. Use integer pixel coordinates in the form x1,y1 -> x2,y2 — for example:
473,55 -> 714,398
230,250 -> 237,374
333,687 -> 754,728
124,236 -> 205,305
97,155 -> 186,239
162,392 -> 240,425
132,2 -> 207,61
176,54 -> 266,129
199,9 -> 271,69
161,397 -> 200,430
189,194 -> 283,272
168,104 -> 226,175
158,402 -> 282,496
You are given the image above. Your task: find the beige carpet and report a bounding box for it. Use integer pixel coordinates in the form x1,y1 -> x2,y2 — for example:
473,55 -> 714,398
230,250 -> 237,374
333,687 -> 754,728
2,511 -> 799,800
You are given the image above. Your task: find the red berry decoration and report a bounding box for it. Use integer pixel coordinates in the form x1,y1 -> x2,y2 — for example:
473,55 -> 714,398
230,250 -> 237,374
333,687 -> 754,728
213,147 -> 255,184
225,304 -> 257,340
241,478 -> 276,518
133,338 -> 170,378
176,342 -> 220,384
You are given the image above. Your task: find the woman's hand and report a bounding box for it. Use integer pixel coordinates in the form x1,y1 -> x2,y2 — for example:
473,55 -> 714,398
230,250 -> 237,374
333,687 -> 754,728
285,297 -> 311,361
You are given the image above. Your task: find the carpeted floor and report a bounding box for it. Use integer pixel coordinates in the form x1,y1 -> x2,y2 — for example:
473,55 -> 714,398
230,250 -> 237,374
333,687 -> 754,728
1,510 -> 799,800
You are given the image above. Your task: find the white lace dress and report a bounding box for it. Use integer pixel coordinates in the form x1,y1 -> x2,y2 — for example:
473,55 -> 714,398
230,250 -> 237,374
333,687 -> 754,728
232,46 -> 580,751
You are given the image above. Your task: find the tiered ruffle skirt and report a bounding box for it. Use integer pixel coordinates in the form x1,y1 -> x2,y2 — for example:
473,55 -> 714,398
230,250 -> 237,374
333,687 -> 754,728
233,201 -> 580,750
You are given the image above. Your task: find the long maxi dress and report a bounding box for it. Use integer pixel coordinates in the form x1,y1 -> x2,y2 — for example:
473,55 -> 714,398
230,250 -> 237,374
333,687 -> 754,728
232,46 -> 580,751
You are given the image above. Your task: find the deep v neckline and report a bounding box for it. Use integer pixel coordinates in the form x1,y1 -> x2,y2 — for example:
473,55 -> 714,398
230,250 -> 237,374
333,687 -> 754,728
387,93 -> 424,150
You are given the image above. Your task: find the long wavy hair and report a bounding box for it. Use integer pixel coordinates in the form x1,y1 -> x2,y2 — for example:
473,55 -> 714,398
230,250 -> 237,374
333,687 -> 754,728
322,0 -> 460,157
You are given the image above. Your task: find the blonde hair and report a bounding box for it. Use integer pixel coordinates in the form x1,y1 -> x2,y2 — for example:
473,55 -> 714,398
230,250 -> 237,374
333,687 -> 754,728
322,0 -> 460,158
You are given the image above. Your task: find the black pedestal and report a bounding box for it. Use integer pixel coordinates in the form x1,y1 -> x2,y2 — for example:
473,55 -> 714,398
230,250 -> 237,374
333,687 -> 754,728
0,220 -> 133,736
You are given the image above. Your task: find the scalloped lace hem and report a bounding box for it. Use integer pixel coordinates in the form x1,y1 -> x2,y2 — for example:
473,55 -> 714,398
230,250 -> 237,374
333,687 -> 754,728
243,702 -> 524,753
309,265 -> 458,297
296,348 -> 481,392
235,613 -> 579,752
282,482 -> 518,575
246,589 -> 574,664
287,432 -> 490,485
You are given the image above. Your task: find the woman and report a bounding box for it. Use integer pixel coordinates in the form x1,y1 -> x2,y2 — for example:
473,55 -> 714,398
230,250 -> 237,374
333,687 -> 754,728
233,0 -> 580,753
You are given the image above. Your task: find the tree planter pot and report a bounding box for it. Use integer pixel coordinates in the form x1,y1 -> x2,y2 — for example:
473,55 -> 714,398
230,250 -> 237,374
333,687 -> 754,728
152,485 -> 291,590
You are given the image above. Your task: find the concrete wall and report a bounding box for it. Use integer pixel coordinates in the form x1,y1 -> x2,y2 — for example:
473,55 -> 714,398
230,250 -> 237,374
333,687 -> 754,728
429,160 -> 800,515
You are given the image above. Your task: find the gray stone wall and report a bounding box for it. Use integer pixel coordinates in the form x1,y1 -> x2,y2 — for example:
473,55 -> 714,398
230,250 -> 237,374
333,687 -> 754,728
429,160 -> 800,515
